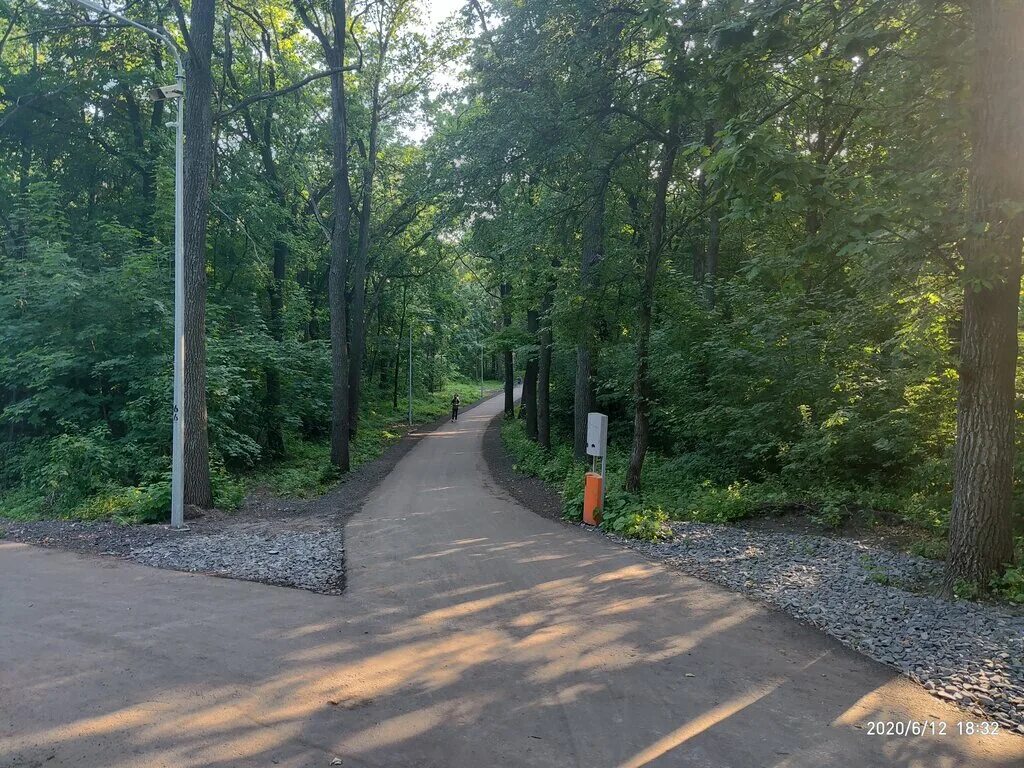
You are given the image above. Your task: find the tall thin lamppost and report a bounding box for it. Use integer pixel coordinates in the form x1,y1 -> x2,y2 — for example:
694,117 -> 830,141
63,0 -> 186,528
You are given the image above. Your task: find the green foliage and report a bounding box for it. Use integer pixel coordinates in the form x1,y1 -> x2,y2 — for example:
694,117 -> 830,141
503,418 -> 576,485
991,563 -> 1024,605
502,419 -> 668,541
681,482 -> 760,525
246,381 -> 501,500
244,437 -> 338,499
0,0 -> 494,525
3,0 -> 1023,596
861,555 -> 893,587
597,494 -> 670,541
452,0 -> 1005,571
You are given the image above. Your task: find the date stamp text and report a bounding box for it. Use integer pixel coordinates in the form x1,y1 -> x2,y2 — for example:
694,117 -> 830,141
864,720 -> 1001,737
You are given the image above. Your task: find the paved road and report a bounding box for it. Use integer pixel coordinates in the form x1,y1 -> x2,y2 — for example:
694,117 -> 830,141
2,393 -> 1022,768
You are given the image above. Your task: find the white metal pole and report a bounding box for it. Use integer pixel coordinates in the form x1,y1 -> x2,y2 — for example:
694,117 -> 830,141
407,323 -> 413,426
170,64 -> 185,529
62,0 -> 187,529
479,343 -> 483,399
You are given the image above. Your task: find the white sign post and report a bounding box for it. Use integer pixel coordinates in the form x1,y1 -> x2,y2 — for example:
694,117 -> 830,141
586,412 -> 608,510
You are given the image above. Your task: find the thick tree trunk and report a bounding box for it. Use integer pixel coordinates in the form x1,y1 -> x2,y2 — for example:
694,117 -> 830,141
324,0 -> 352,472
573,166 -> 610,459
347,101 -> 380,438
626,137 -> 678,493
524,309 -> 539,440
946,0 -> 1024,590
181,0 -> 216,508
504,348 -> 514,415
537,279 -> 553,449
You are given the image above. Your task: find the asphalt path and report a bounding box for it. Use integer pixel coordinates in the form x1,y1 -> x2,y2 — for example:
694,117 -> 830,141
2,392 -> 1022,767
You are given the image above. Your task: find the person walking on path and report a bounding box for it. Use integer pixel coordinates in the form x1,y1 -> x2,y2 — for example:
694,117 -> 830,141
451,393 -> 461,422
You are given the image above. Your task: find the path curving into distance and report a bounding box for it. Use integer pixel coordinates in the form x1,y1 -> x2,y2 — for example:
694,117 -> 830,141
2,392 -> 1022,767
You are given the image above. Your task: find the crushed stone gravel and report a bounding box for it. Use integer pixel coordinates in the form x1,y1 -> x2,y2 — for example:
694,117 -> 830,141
617,523 -> 1024,732
131,529 -> 346,594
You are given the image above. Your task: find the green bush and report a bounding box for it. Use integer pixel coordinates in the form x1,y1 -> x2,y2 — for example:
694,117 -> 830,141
991,564 -> 1024,605
76,481 -> 170,524
502,419 -> 669,541
0,373 -> 499,521
597,492 -> 670,540
682,481 -> 760,524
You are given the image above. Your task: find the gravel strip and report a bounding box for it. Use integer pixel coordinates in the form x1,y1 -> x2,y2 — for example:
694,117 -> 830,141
482,411 -> 1024,733
0,518 -> 349,595
131,529 -> 346,594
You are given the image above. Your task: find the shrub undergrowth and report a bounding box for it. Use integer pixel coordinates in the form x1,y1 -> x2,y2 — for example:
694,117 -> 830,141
0,379 -> 499,524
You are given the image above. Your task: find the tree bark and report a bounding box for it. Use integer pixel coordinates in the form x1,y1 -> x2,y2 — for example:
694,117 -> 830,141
501,282 -> 514,417
224,15 -> 288,458
392,283 -> 407,410
265,236 -> 287,457
323,0 -> 353,471
626,136 -> 678,493
573,165 -> 610,459
347,98 -> 380,437
180,0 -> 216,508
523,309 -> 539,440
701,119 -> 719,308
946,0 -> 1024,590
537,275 -> 554,449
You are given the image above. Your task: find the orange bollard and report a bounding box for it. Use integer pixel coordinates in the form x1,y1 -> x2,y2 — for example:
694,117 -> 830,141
583,472 -> 603,526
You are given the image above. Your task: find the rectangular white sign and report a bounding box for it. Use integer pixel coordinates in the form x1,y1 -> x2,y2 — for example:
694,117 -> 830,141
586,412 -> 608,457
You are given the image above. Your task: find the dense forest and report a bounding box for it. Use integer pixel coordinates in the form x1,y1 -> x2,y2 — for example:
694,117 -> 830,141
2,0 -> 1022,595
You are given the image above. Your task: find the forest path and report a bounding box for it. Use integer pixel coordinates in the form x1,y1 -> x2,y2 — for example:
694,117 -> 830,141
2,392 -> 1022,767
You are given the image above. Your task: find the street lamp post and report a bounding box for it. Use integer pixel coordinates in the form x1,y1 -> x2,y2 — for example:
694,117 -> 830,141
64,0 -> 186,529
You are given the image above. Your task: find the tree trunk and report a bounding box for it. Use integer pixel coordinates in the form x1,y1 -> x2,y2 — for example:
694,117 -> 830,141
501,282 -> 514,417
392,284 -> 407,410
537,278 -> 553,449
705,198 -> 720,308
701,119 -> 719,308
946,0 -> 1024,591
573,166 -> 610,459
181,0 -> 216,508
225,14 -> 289,458
524,309 -> 539,440
347,100 -> 380,438
626,136 -> 678,493
265,236 -> 287,457
324,0 -> 353,472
